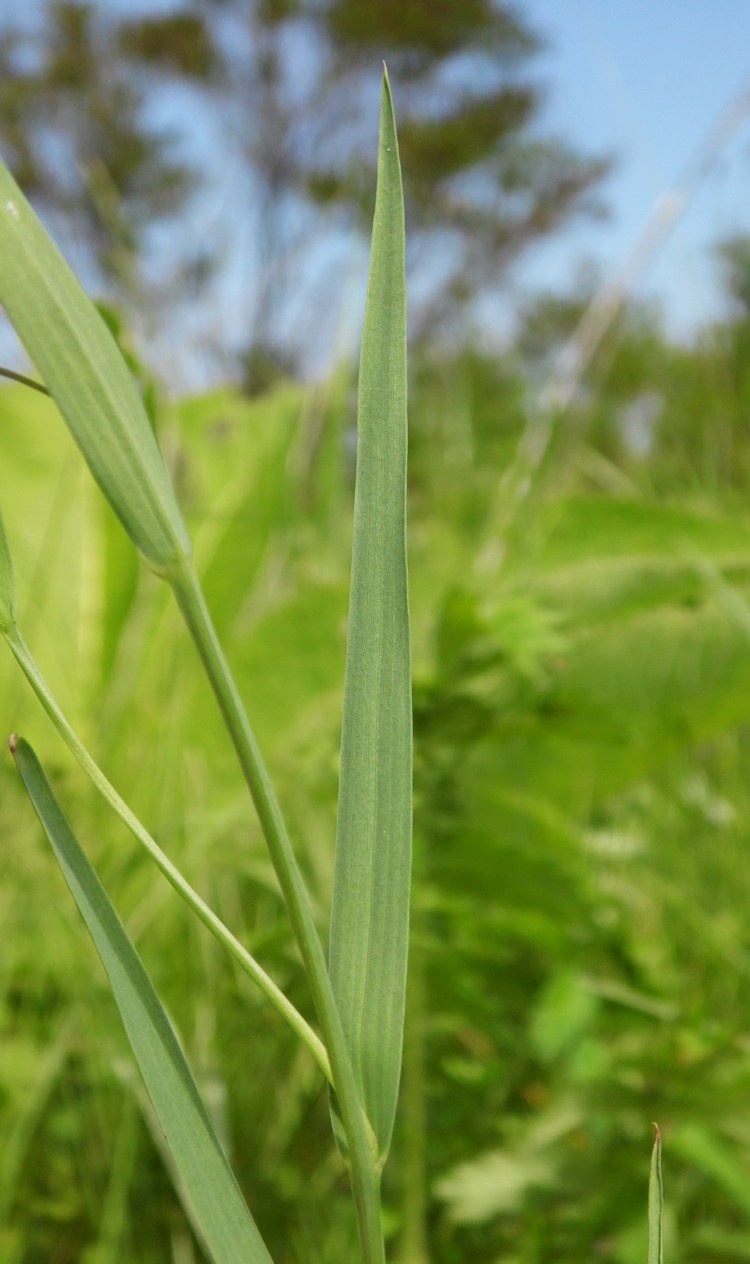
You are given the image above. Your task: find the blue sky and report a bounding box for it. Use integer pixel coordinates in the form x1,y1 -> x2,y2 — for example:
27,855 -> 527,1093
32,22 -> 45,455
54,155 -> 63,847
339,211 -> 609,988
110,1 -> 750,373
3,2 -> 749,386
518,0 -> 750,335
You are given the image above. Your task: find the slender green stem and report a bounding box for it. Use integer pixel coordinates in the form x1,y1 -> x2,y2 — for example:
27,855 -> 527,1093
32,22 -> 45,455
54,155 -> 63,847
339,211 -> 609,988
171,560 -> 385,1264
3,625 -> 332,1085
0,365 -> 50,395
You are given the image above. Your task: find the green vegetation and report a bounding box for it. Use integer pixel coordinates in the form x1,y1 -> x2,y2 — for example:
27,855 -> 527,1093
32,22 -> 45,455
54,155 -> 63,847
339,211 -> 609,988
6,216 -> 750,1257
3,32 -> 750,1264
0,72 -> 408,1264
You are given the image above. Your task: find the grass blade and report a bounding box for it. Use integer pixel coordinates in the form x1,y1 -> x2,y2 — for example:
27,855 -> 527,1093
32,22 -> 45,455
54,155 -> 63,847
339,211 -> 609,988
329,68 -> 411,1164
648,1124 -> 664,1264
11,736 -> 273,1264
0,164 -> 190,572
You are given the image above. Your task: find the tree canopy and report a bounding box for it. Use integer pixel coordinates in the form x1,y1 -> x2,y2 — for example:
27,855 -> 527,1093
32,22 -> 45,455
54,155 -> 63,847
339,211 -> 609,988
0,0 -> 609,383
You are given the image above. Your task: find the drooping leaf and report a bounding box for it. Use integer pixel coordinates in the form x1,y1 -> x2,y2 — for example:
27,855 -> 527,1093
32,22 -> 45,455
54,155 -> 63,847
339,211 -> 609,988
0,165 -> 190,572
12,738 -> 273,1264
329,70 -> 411,1164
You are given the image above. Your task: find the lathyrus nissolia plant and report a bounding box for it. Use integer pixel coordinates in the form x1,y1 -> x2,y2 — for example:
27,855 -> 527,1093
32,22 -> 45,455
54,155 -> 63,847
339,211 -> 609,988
0,71 -> 408,1264
0,69 -> 667,1264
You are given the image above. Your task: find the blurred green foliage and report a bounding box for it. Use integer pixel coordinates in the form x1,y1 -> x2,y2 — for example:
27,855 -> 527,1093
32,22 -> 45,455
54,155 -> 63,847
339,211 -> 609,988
4,279 -> 750,1262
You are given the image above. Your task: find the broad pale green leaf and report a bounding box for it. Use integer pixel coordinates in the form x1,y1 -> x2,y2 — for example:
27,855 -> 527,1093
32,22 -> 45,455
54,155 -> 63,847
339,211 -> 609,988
648,1125 -> 663,1264
0,511 -> 14,633
329,71 -> 411,1164
12,738 -> 273,1264
0,165 -> 190,572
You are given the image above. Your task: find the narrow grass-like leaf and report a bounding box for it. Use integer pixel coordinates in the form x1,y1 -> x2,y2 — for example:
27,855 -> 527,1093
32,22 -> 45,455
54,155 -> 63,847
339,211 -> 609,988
648,1124 -> 664,1264
0,164 -> 190,571
329,69 -> 411,1164
12,738 -> 273,1264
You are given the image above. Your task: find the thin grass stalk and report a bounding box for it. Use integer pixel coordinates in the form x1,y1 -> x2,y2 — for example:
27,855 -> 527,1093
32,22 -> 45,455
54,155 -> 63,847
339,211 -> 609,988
1,622 -> 331,1083
172,560 -> 384,1264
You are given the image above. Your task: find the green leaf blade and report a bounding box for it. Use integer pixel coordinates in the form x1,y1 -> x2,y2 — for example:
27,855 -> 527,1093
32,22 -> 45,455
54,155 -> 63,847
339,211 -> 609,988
0,167 -> 190,571
12,738 -> 273,1264
648,1124 -> 664,1264
329,70 -> 411,1164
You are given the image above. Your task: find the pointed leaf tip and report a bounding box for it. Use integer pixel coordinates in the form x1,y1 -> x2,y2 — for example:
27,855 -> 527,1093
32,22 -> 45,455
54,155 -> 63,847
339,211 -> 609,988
648,1123 -> 664,1264
329,57 -> 410,1164
0,166 -> 191,572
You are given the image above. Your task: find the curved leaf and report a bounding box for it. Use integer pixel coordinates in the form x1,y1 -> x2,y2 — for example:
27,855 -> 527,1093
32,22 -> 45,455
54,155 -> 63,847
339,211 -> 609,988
12,738 -> 273,1264
0,166 -> 190,571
